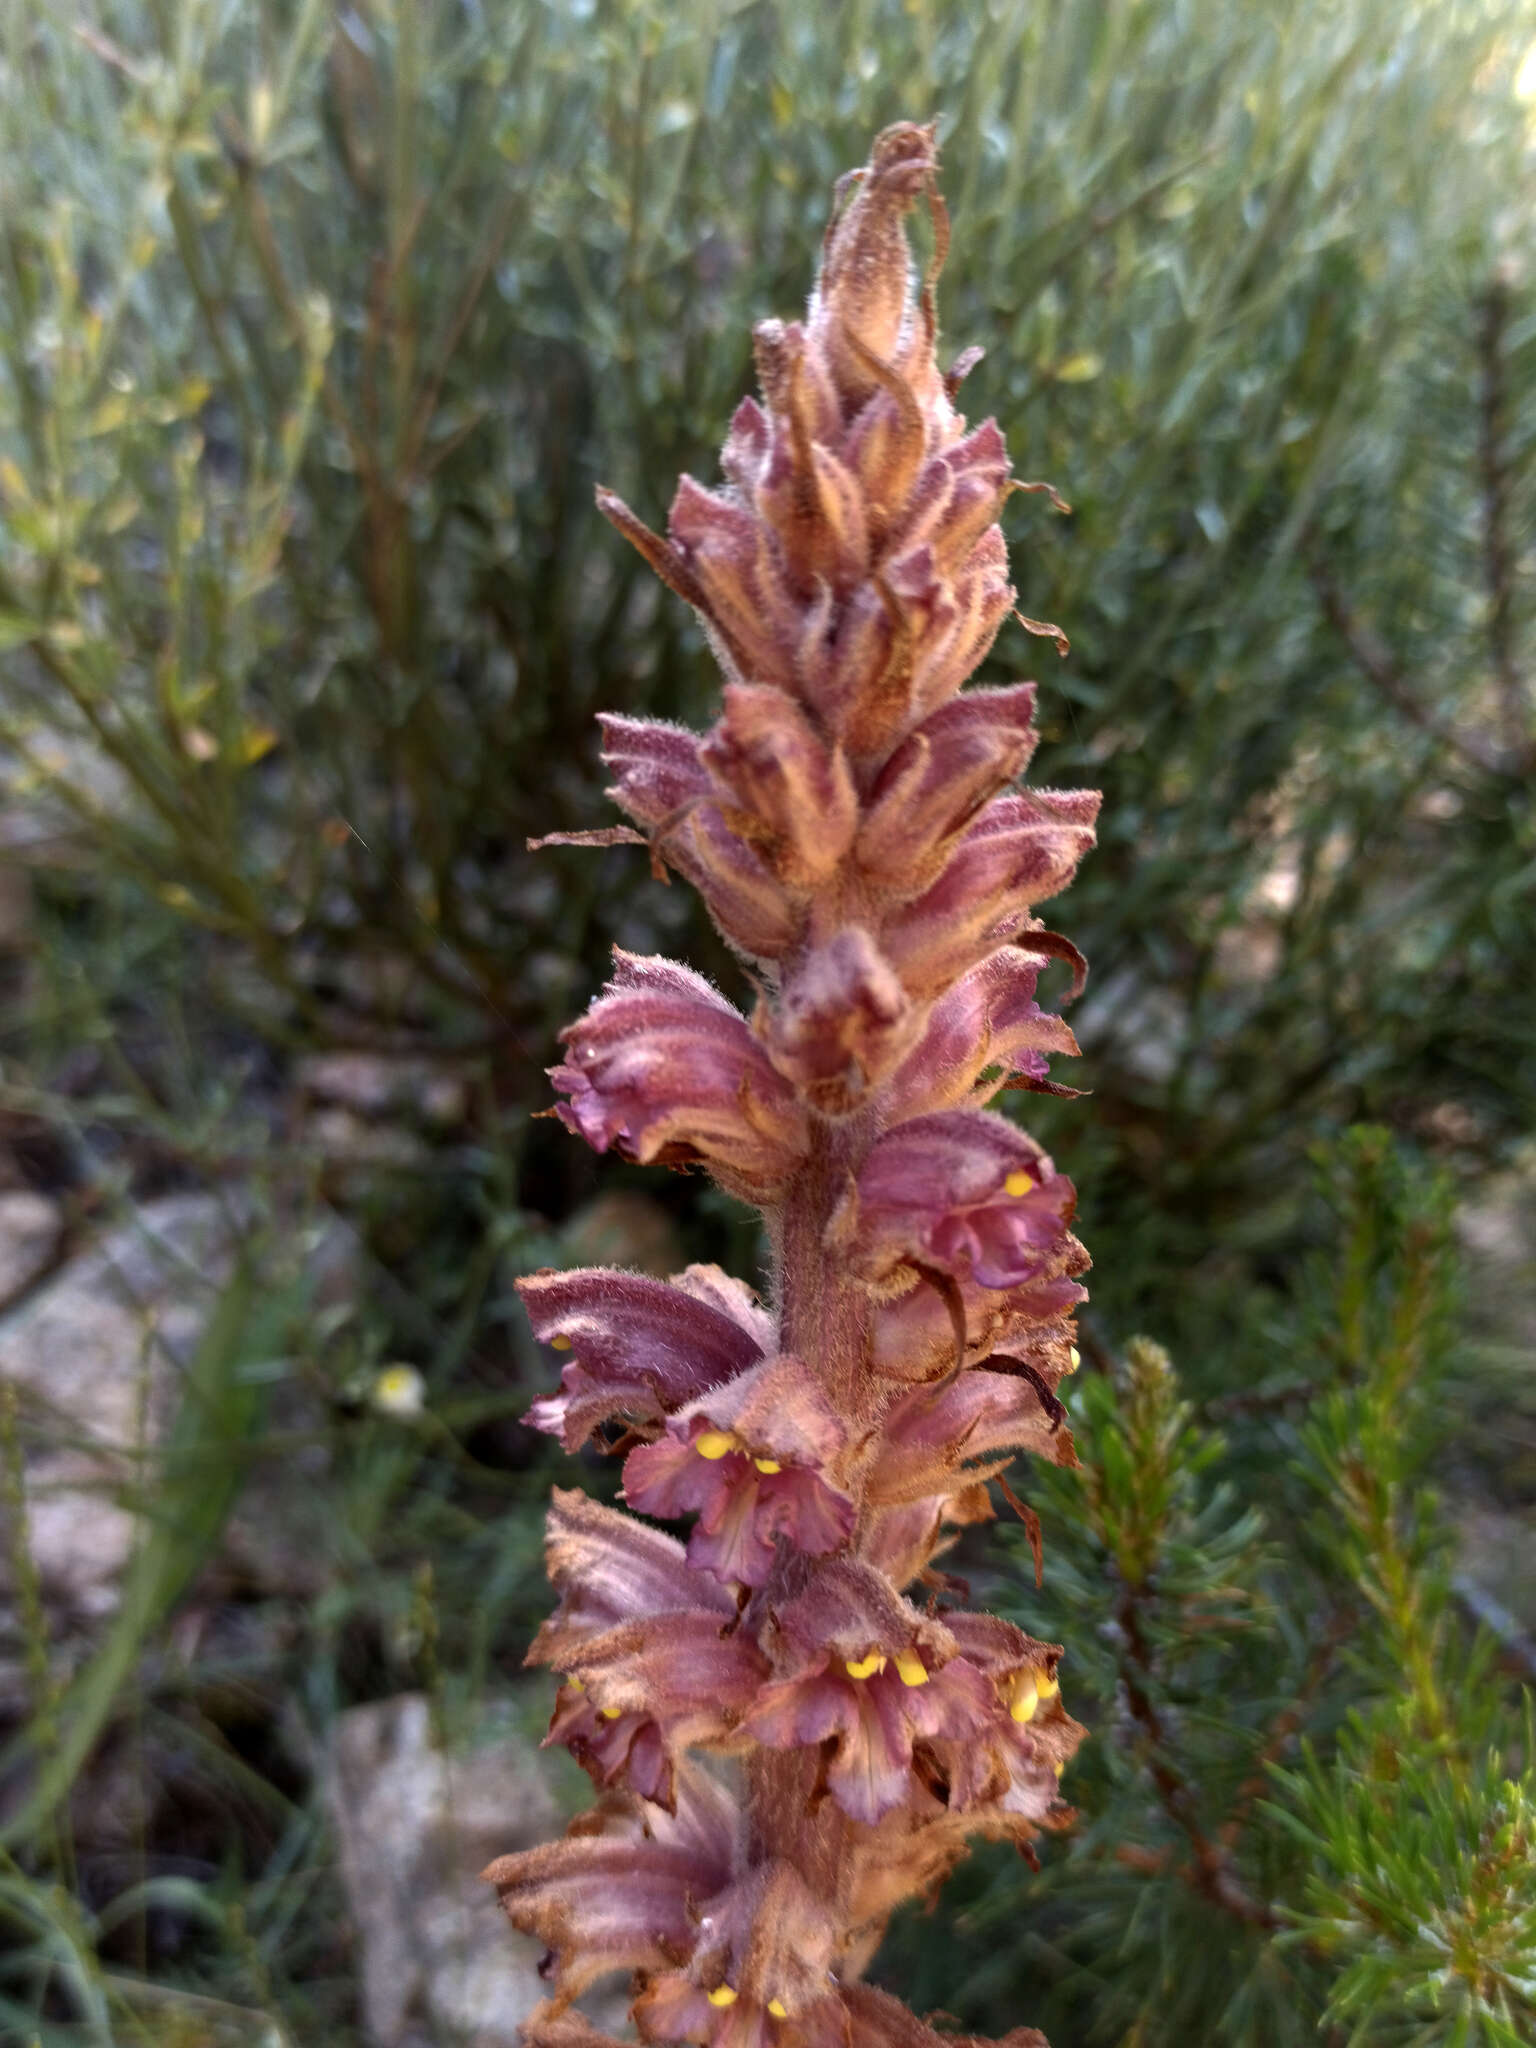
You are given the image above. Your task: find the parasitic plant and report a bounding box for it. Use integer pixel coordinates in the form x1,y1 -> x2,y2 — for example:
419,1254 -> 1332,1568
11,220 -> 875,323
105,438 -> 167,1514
487,123 -> 1100,2048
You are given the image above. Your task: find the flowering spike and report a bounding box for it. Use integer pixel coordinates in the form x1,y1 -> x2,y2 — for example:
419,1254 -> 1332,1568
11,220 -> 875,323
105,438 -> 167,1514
502,122 -> 1099,2047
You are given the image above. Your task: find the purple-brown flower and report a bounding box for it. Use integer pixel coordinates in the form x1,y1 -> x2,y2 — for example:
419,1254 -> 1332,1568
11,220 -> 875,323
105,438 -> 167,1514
622,1356 -> 856,1588
493,120 -> 1098,2048
526,1490 -> 767,1809
838,1109 -> 1076,1293
551,952 -> 807,1199
518,1264 -> 771,1450
741,1562 -> 997,1823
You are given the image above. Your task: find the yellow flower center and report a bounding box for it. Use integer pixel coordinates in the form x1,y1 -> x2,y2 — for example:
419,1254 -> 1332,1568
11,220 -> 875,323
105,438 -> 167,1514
1005,1169 -> 1034,1197
844,1650 -> 887,1680
1067,1345 -> 1081,1372
753,1456 -> 782,1474
551,1334 -> 572,1351
564,1676 -> 585,1694
598,1705 -> 622,1721
706,1986 -> 738,2009
1036,1666 -> 1060,1700
768,1999 -> 789,2020
893,1649 -> 929,1688
372,1364 -> 425,1415
695,1429 -> 740,1461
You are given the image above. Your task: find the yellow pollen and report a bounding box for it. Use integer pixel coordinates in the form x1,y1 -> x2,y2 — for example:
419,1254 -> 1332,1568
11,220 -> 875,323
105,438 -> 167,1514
695,1429 -> 739,1461
598,1706 -> 622,1721
1035,1665 -> 1060,1700
706,1986 -> 738,2009
844,1651 -> 886,1681
753,1456 -> 782,1474
1010,1675 -> 1039,1724
1067,1345 -> 1081,1372
1053,1758 -> 1067,1779
893,1650 -> 929,1688
551,1334 -> 572,1351
768,1999 -> 789,2020
564,1676 -> 585,1694
1005,1169 -> 1035,1198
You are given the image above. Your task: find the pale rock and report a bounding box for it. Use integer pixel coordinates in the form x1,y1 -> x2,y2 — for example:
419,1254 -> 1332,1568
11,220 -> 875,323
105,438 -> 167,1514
325,1693 -> 617,2048
0,1194 -> 358,1691
0,1194 -> 239,1627
0,1189 -> 62,1307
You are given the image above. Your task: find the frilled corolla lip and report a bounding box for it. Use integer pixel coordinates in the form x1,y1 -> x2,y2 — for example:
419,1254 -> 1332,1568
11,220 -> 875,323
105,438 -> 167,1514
539,1609 -> 770,1801
485,1767 -> 740,2004
865,1364 -> 1079,1515
528,1495 -> 768,1787
547,1684 -> 674,1807
621,1358 -> 858,1589
632,1860 -> 844,2047
529,1489 -> 738,1651
633,1978 -> 769,2048
869,1244 -> 1089,1382
518,1264 -> 771,1451
883,943 -> 1081,1121
736,1559 -> 997,1821
741,1646 -> 994,1824
551,951 -> 808,1196
676,1351 -> 849,1468
914,1611 -> 1083,1817
925,1696 -> 1087,1823
835,1108 -> 1076,1293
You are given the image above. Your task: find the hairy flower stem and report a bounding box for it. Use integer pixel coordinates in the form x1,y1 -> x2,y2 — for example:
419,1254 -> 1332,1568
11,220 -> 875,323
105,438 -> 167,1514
757,1115 -> 875,1912
775,1115 -> 876,1421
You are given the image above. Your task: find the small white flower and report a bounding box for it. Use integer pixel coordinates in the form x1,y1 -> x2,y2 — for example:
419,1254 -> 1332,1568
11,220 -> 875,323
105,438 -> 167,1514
372,1363 -> 426,1418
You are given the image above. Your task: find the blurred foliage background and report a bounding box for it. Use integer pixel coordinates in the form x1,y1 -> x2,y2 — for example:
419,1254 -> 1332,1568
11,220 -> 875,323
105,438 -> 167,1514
0,0 -> 1533,2043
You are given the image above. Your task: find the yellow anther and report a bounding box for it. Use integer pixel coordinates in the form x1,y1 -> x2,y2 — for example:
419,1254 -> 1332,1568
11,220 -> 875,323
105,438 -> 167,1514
564,1676 -> 585,1694
695,1429 -> 740,1461
598,1706 -> 622,1721
706,1986 -> 738,2009
893,1650 -> 929,1688
551,1334 -> 572,1351
1053,1757 -> 1067,1779
768,2000 -> 789,2020
1035,1665 -> 1060,1701
753,1456 -> 782,1474
1005,1170 -> 1035,1198
1010,1675 -> 1039,1724
1067,1345 -> 1081,1373
844,1651 -> 886,1681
